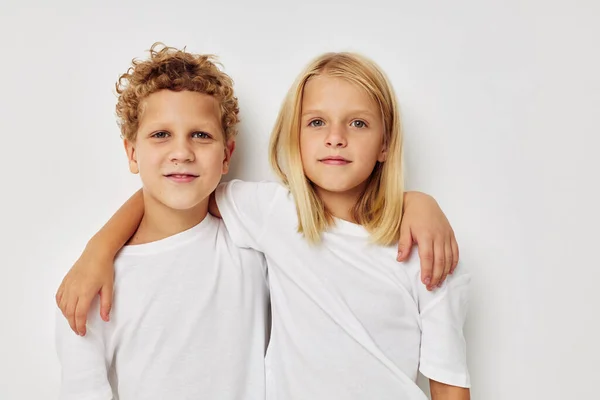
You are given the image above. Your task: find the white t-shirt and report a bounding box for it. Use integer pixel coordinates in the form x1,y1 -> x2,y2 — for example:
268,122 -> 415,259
216,180 -> 471,400
55,214 -> 270,400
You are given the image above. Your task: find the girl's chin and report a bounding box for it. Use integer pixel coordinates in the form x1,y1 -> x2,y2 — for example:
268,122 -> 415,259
313,182 -> 365,196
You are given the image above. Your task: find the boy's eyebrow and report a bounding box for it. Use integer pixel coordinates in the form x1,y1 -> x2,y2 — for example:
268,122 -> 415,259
140,120 -> 221,132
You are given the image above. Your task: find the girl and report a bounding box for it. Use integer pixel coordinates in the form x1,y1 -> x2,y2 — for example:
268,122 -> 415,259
57,52 -> 469,399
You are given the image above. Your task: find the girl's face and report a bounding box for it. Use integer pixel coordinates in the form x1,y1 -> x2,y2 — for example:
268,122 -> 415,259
299,75 -> 387,204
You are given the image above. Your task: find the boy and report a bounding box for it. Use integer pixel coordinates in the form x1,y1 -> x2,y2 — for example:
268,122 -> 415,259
55,43 -> 270,400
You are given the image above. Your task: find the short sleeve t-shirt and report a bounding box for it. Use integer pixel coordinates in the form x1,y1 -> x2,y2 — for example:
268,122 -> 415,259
56,214 -> 270,400
216,180 -> 470,400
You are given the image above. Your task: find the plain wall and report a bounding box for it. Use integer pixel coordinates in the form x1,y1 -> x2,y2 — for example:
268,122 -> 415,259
1,0 -> 599,398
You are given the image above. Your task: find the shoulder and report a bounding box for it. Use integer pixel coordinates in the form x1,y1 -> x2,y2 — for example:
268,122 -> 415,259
216,179 -> 294,219
218,179 -> 288,199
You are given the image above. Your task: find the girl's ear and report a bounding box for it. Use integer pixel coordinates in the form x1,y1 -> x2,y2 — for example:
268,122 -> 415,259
222,138 -> 236,174
378,145 -> 388,162
124,139 -> 139,174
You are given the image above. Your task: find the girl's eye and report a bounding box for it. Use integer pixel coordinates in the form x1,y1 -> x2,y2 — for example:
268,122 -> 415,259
152,131 -> 169,139
192,131 -> 210,139
309,119 -> 324,128
351,120 -> 367,128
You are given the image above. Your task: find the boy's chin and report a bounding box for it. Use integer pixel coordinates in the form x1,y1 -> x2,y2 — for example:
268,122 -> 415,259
149,192 -> 211,212
161,197 -> 209,212
142,182 -> 217,212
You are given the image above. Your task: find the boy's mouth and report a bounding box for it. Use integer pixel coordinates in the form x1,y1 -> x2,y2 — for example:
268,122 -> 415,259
165,173 -> 199,183
319,156 -> 351,165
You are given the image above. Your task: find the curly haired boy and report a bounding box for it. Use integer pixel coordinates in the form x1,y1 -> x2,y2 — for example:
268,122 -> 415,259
55,43 -> 270,400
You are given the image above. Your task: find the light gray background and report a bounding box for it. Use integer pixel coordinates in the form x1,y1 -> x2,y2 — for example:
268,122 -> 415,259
1,1 -> 598,399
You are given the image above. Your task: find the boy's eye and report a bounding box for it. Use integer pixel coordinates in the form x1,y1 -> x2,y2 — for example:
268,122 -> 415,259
308,119 -> 324,127
192,131 -> 211,139
151,131 -> 169,138
351,120 -> 367,128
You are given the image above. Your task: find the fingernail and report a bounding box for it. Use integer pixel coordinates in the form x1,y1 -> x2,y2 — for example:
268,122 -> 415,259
424,277 -> 431,285
397,251 -> 402,260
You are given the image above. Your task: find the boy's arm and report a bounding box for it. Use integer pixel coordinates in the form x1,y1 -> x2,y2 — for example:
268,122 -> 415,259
215,182 -> 459,290
430,380 -> 471,400
397,191 -> 459,291
55,306 -> 113,400
55,189 -> 144,336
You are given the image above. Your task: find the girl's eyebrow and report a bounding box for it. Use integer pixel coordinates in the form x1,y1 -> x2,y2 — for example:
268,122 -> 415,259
346,109 -> 377,118
301,110 -> 322,117
301,109 -> 377,118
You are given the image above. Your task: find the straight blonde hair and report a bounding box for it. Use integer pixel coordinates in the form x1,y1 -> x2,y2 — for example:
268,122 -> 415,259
269,52 -> 405,245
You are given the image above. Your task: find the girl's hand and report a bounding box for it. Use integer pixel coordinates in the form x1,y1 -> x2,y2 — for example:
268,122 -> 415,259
55,246 -> 114,336
397,192 -> 459,291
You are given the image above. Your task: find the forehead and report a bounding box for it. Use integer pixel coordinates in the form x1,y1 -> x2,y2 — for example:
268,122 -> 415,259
301,75 -> 379,113
139,89 -> 222,128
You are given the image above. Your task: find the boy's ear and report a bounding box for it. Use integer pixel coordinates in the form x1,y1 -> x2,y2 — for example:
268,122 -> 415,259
123,139 -> 139,174
222,138 -> 236,174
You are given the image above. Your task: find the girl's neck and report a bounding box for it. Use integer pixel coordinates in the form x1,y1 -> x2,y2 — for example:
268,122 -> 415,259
315,184 -> 365,223
128,191 -> 209,245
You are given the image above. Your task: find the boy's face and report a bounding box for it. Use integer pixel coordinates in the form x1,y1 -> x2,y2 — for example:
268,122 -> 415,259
125,89 -> 233,212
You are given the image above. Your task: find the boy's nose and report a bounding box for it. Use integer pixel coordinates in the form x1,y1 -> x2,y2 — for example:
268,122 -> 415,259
169,139 -> 195,163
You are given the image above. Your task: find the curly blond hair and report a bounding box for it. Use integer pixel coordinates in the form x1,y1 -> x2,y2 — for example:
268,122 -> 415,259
116,43 -> 239,141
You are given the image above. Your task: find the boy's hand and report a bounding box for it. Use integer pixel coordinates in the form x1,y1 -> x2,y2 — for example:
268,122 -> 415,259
397,192 -> 459,291
55,247 -> 114,336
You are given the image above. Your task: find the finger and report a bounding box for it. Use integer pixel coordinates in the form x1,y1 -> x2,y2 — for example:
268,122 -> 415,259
55,284 -> 64,307
450,233 -> 459,274
429,239 -> 446,289
397,225 -> 413,261
58,286 -> 70,317
438,240 -> 453,287
75,294 -> 95,336
65,296 -> 80,336
417,239 -> 434,288
100,283 -> 114,322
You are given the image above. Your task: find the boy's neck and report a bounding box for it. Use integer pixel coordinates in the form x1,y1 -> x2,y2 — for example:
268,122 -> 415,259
128,191 -> 210,245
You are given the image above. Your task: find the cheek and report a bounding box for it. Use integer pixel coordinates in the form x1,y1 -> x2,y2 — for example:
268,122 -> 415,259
135,147 -> 164,174
299,132 -> 316,161
356,133 -> 384,161
199,146 -> 226,169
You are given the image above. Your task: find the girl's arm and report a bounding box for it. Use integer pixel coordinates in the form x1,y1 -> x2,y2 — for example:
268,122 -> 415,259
213,179 -> 457,291
430,380 -> 470,400
397,191 -> 459,291
55,190 -> 144,336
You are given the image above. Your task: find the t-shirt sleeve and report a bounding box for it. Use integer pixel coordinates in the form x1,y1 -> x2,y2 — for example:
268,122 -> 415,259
215,180 -> 283,250
413,261 -> 471,388
55,299 -> 114,400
